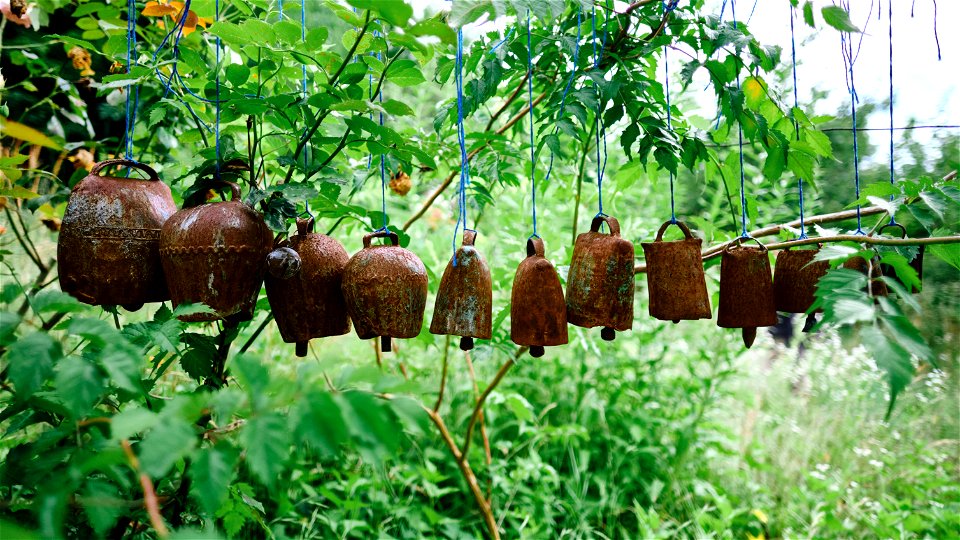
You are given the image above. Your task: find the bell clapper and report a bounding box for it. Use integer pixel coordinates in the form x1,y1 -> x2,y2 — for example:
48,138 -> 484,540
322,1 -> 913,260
381,336 -> 392,353
600,327 -> 616,341
672,319 -> 680,324
803,313 -> 818,333
742,327 -> 757,349
529,345 -> 545,358
122,302 -> 144,312
459,336 -> 474,351
295,341 -> 308,358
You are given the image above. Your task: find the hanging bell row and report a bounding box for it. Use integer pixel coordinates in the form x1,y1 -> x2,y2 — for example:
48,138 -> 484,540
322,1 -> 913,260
58,161 -> 924,357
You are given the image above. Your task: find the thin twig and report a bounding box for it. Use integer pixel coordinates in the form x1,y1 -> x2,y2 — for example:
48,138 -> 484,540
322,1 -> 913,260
121,440 -> 169,539
485,71 -> 530,132
433,335 -> 451,412
460,347 -> 527,459
464,350 -> 493,499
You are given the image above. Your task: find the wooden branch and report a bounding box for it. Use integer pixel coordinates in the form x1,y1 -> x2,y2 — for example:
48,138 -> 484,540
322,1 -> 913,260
121,440 -> 169,539
433,335 -> 450,412
485,71 -> 530,132
464,350 -> 493,497
633,204 -> 960,273
460,347 -> 527,459
402,90 -> 550,231
422,406 -> 500,540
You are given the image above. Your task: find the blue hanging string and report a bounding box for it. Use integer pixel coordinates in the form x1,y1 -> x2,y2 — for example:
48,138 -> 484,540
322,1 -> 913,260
526,10 -> 538,238
731,0 -> 748,238
542,8 -> 581,188
887,0 -> 897,226
214,0 -> 221,178
124,0 -> 139,161
375,26 -> 388,232
451,27 -> 470,265
839,5 -> 864,235
489,26 -> 514,55
662,0 -> 680,224
592,5 -> 608,219
789,6 -> 807,239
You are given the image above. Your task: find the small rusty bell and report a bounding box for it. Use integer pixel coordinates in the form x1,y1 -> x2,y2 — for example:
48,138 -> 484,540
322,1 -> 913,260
265,218 -> 351,357
58,159 -> 177,311
773,247 -> 829,314
876,223 -> 924,293
566,215 -> 635,341
159,181 -> 273,323
430,229 -> 492,351
641,220 -> 711,324
511,237 -> 568,357
717,239 -> 777,348
342,230 -> 428,352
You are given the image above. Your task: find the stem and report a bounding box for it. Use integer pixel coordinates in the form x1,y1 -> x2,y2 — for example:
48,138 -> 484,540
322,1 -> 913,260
484,71 -> 530,132
464,350 -> 493,497
3,207 -> 44,271
369,47 -> 406,105
433,335 -> 450,412
121,440 -> 169,539
239,314 -> 273,353
460,347 -> 527,459
422,407 -> 500,540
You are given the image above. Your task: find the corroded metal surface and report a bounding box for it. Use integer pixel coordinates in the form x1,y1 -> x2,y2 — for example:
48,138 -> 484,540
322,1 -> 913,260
641,220 -> 711,323
58,159 -> 176,310
266,246 -> 302,280
717,242 -> 777,348
342,230 -> 427,352
566,215 -> 635,340
773,247 -> 829,314
429,229 -> 492,351
842,255 -> 889,297
159,181 -> 272,322
510,237 -> 568,357
266,218 -> 350,357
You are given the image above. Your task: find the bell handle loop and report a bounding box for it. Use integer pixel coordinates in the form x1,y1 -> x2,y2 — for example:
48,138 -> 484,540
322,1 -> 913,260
462,229 -> 478,247
654,219 -> 694,242
90,159 -> 161,182
876,222 -> 907,239
296,216 -> 316,236
526,236 -> 545,258
590,215 -> 621,237
363,229 -> 399,248
725,235 -> 768,253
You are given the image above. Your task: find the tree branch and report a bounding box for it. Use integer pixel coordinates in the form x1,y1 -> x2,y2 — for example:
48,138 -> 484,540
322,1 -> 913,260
460,346 -> 527,459
433,335 -> 450,412
121,440 -> 169,539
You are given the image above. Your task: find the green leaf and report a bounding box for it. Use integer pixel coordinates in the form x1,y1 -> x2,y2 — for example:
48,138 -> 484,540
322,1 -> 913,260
387,59 -> 426,87
408,18 -> 456,45
274,20 -> 302,45
0,186 -> 40,199
346,0 -> 412,26
802,1 -> 815,27
111,406 -> 160,441
82,480 -> 122,535
180,333 -> 217,381
821,6 -> 860,32
381,99 -> 415,117
190,444 -> 239,515
232,354 -> 270,409
339,391 -> 400,461
294,391 -> 348,457
305,27 -> 328,51
55,356 -> 104,417
99,342 -> 143,394
31,290 -> 85,314
860,326 -> 913,420
7,332 -> 62,398
173,303 -> 216,319
139,418 -> 197,478
241,413 -> 289,487
0,311 -> 21,346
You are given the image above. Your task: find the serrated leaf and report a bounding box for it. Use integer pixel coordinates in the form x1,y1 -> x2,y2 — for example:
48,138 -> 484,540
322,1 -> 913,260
139,418 -> 197,478
55,356 -> 104,417
7,332 -> 61,398
190,444 -> 239,515
861,326 -> 913,419
241,413 -> 289,487
31,290 -> 85,314
387,59 -> 426,87
294,391 -> 348,457
111,406 -> 160,441
821,6 -> 860,32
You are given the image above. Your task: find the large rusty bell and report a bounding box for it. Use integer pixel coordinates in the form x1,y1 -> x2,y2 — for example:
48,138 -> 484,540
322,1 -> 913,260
773,247 -> 829,314
641,220 -> 711,323
342,230 -> 428,352
159,181 -> 273,323
510,236 -> 568,357
58,159 -> 177,311
565,215 -> 634,341
717,239 -> 777,348
876,222 -> 924,293
265,217 -> 351,357
430,229 -> 492,351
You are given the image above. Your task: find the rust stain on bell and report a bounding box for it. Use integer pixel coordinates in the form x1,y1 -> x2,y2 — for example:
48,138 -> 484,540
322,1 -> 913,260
566,215 -> 634,341
511,237 -> 568,357
58,159 -> 177,311
430,229 -> 492,351
266,218 -> 351,357
717,242 -> 777,348
641,220 -> 711,323
342,230 -> 427,352
773,248 -> 829,314
159,181 -> 273,322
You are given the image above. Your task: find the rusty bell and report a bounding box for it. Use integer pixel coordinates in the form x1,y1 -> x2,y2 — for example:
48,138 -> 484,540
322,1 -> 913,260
773,247 -> 829,314
265,217 -> 351,357
717,240 -> 777,348
58,159 -> 177,311
159,181 -> 273,323
511,236 -> 568,357
430,229 -> 492,351
342,230 -> 428,352
641,220 -> 711,324
876,223 -> 924,293
565,215 -> 635,341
